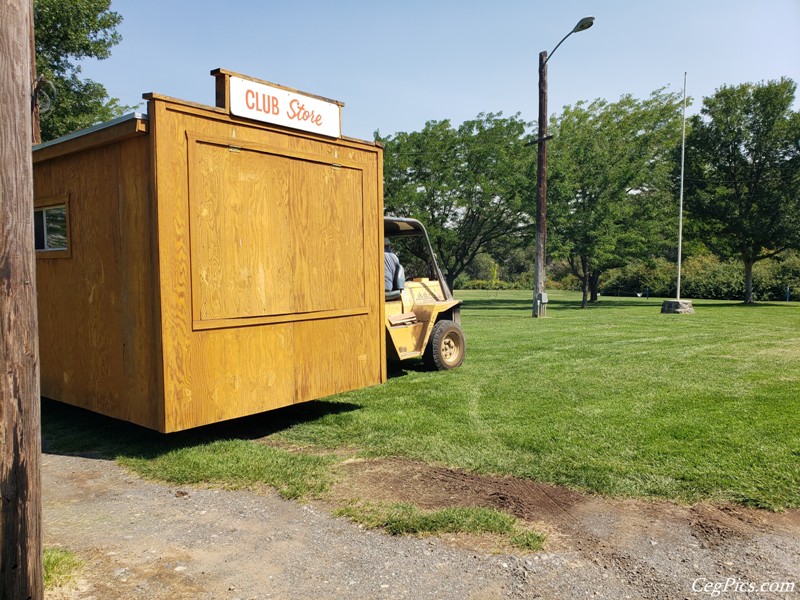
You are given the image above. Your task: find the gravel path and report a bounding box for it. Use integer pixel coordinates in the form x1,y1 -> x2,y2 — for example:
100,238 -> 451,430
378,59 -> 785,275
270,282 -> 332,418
43,453 -> 799,600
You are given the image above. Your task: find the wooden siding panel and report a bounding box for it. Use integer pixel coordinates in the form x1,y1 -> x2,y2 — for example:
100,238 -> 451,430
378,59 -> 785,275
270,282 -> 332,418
35,146 -> 124,415
152,98 -> 384,432
34,138 -> 159,428
184,324 -> 297,426
293,315 -> 376,402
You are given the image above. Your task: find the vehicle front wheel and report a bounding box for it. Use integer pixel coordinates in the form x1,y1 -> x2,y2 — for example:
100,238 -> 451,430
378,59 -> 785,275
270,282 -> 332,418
423,320 -> 465,370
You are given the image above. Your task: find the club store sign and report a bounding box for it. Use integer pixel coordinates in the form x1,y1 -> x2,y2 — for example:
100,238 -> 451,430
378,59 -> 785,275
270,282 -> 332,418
229,76 -> 341,138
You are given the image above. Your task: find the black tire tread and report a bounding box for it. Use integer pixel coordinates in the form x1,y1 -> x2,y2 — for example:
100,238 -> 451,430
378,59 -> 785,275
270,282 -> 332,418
423,319 -> 465,370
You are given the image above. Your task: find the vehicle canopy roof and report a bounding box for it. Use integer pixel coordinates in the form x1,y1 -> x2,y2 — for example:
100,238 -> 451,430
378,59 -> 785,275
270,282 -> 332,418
384,216 -> 428,237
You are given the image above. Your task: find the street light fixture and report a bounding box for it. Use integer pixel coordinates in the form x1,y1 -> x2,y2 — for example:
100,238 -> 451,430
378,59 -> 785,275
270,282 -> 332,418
532,16 -> 595,318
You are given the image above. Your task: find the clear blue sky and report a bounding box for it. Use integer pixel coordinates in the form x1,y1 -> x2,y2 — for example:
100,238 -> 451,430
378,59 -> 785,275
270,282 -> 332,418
79,0 -> 800,140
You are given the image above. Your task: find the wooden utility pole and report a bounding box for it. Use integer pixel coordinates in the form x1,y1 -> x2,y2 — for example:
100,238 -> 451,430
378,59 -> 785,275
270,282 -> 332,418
1,0 -> 44,598
530,17 -> 594,318
532,49 -> 548,318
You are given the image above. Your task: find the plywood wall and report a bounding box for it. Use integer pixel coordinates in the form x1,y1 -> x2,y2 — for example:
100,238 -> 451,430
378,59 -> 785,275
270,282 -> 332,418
34,130 -> 163,429
188,136 -> 366,323
149,96 -> 385,432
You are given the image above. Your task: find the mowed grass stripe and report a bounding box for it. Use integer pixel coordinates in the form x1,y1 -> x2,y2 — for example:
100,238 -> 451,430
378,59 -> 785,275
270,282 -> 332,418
277,291 -> 800,509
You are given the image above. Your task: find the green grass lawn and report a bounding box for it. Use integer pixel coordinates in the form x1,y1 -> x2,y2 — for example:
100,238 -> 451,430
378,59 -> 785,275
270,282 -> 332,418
335,501 -> 545,550
273,291 -> 800,510
43,291 -> 800,510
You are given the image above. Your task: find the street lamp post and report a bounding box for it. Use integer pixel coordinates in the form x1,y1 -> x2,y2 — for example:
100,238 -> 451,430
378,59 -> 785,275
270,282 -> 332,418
533,16 -> 595,317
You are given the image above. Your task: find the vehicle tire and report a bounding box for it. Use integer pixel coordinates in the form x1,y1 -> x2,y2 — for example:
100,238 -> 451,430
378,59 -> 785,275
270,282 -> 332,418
423,320 -> 465,370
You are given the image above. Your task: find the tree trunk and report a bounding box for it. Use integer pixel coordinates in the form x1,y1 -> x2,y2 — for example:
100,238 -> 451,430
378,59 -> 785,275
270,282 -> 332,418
446,275 -> 456,294
744,259 -> 755,304
1,1 -> 43,598
580,255 -> 590,309
589,272 -> 600,303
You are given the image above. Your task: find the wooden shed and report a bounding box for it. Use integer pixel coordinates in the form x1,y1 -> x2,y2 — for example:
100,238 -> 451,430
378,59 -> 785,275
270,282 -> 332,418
33,69 -> 386,432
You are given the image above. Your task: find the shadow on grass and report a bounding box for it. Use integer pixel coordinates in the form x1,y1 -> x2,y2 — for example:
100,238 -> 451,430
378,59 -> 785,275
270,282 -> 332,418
553,299 -> 657,310
386,359 -> 432,379
461,298 -> 532,311
41,396 -> 361,461
463,296 -> 797,313
689,300 -> 797,310
462,297 -> 658,312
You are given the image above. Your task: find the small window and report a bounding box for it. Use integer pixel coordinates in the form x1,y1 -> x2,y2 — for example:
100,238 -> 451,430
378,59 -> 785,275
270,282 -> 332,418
34,195 -> 70,257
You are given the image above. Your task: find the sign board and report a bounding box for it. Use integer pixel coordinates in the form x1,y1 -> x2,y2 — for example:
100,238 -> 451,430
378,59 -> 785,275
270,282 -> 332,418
229,75 -> 341,138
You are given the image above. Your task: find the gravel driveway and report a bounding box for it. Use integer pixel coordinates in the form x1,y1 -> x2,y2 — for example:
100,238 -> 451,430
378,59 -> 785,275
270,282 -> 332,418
43,452 -> 799,599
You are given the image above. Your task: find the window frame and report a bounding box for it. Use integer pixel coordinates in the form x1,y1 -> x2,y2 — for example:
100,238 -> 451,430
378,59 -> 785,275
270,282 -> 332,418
34,194 -> 71,259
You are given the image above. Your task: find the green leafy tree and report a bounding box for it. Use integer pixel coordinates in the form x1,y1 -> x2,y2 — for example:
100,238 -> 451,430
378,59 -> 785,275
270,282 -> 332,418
547,89 -> 684,307
35,0 -> 131,141
684,78 -> 800,303
380,113 -> 534,289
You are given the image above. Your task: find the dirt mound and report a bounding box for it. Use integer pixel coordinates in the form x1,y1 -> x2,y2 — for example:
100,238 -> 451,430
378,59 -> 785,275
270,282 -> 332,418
336,457 -> 586,522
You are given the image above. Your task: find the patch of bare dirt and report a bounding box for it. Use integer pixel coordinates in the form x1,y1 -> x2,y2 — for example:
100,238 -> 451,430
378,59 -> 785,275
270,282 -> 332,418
331,457 -> 800,599
332,457 -> 587,521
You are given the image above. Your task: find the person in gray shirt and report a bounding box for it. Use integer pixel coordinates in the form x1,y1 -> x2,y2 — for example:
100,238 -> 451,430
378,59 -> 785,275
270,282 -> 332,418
384,238 -> 405,295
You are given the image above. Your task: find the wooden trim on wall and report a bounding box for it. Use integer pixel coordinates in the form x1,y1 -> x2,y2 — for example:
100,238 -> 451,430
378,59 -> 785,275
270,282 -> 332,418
186,131 -> 366,171
32,119 -> 148,164
192,306 -> 370,331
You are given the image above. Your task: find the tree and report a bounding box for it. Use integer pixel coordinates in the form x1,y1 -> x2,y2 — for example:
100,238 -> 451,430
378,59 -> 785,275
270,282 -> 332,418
380,113 -> 535,290
1,2 -> 43,597
547,89 -> 684,307
685,78 -> 800,303
34,0 -> 129,141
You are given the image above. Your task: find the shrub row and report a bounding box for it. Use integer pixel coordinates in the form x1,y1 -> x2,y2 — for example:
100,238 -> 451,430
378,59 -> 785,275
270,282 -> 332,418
455,277 -> 528,291
599,253 -> 800,301
457,252 -> 800,302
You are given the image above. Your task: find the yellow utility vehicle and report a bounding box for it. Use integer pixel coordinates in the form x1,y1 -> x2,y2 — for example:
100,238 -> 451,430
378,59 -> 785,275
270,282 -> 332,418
384,217 -> 465,370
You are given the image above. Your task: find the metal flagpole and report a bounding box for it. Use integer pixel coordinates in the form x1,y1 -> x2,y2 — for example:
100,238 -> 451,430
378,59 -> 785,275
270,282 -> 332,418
677,72 -> 687,301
